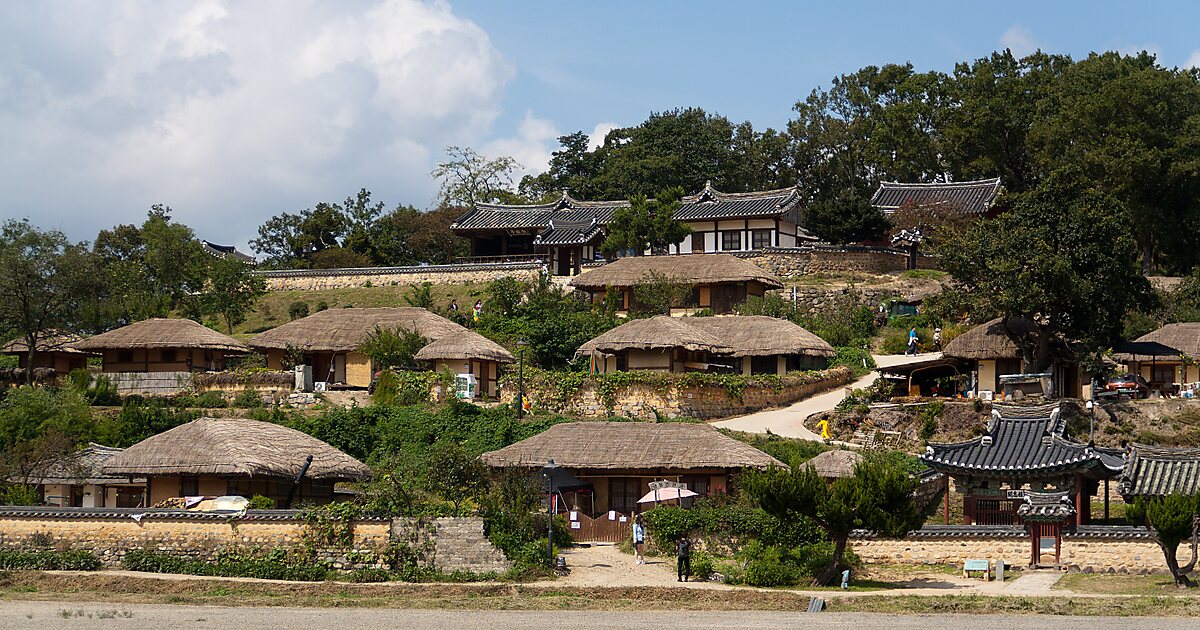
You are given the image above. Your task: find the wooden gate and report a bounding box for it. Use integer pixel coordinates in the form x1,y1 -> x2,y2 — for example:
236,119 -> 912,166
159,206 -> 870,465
569,512 -> 633,543
1029,522 -> 1062,568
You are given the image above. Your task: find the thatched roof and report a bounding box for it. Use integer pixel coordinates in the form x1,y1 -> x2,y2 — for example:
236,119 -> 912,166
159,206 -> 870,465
480,422 -> 783,470
102,418 -> 370,480
2,331 -> 91,355
686,316 -> 836,358
73,319 -> 248,353
805,449 -> 863,479
942,317 -> 1036,360
1115,323 -> 1200,362
576,316 -> 733,355
18,443 -> 143,485
414,331 -> 516,364
568,254 -> 783,290
250,307 -> 465,353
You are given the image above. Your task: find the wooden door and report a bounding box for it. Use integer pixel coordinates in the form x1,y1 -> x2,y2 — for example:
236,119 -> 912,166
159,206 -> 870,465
1029,522 -> 1062,567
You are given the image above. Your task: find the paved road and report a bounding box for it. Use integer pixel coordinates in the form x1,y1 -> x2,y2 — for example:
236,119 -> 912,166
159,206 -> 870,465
1,602 -> 1192,630
713,353 -> 945,440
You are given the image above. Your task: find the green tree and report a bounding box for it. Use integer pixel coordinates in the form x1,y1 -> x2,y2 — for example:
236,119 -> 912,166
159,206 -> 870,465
424,440 -> 488,512
1130,494 -> 1200,587
431,146 -> 521,207
801,187 -> 889,244
203,257 -> 266,333
0,221 -> 100,383
939,174 -> 1152,370
251,201 -> 349,268
358,326 -> 428,370
403,282 -> 435,309
742,454 -> 924,586
630,271 -> 691,317
600,187 -> 689,256
139,205 -> 210,309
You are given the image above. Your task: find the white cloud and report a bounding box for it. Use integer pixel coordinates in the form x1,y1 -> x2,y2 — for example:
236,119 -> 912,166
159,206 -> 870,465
481,110 -> 559,180
0,0 -> 515,249
999,24 -> 1037,58
1118,43 -> 1162,60
1185,50 -> 1200,69
588,122 -> 620,150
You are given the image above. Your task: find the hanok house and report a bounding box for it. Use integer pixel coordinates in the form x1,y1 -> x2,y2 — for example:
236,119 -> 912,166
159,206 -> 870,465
71,318 -> 248,373
250,307 -> 515,397
942,317 -> 1087,400
479,422 -> 782,520
921,402 -> 1124,565
1118,444 -> 1200,500
1,331 -> 91,374
568,254 -> 784,315
102,417 -> 370,507
16,443 -> 145,508
577,315 -> 834,375
870,177 -> 1004,218
200,240 -> 255,264
450,184 -> 817,276
1113,323 -> 1200,397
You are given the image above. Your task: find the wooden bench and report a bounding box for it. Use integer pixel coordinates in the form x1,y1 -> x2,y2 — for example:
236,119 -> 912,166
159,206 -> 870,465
962,559 -> 991,581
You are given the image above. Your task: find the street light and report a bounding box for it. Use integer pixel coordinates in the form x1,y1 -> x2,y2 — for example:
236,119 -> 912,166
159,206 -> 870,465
516,337 -> 528,419
542,459 -> 558,569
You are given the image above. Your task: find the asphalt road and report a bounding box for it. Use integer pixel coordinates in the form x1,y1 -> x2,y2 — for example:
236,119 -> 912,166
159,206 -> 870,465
1,603 -> 1195,630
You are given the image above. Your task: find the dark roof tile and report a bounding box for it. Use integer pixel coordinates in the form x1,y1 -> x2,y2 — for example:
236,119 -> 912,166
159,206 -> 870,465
870,178 -> 1002,216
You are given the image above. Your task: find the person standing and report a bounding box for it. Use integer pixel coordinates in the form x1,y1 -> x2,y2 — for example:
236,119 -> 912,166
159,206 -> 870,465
632,515 -> 646,565
448,299 -> 458,313
906,327 -> 919,355
676,534 -> 692,582
472,300 -> 483,323
933,327 -> 942,352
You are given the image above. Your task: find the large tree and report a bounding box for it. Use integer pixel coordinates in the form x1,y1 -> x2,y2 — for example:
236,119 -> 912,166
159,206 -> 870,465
203,256 -> 266,333
742,454 -> 925,586
1130,494 -> 1200,587
0,221 -> 100,383
600,187 -> 689,257
430,146 -> 522,207
939,174 -> 1152,370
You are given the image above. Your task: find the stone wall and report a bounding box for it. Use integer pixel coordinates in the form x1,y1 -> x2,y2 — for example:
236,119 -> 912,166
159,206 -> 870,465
851,527 -> 1176,575
740,246 -> 937,277
0,508 -> 510,574
257,262 -> 542,291
503,367 -> 851,420
104,371 -> 193,396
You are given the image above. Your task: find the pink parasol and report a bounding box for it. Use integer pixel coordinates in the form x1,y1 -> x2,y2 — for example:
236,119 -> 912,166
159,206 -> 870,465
636,487 -> 699,504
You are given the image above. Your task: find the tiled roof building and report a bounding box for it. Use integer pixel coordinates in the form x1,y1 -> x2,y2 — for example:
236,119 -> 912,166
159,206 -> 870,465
870,177 -> 1002,216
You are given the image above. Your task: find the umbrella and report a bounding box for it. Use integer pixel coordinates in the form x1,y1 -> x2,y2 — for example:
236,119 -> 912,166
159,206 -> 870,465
637,487 -> 699,504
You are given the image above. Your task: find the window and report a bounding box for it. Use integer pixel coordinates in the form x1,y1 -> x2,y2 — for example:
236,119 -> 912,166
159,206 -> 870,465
179,477 -> 200,497
161,349 -> 177,363
751,229 -> 773,250
692,233 -> 707,253
720,231 -> 741,251
681,476 -> 710,508
750,355 -> 777,375
1152,364 -> 1177,384
608,477 -> 641,513
117,350 -> 134,364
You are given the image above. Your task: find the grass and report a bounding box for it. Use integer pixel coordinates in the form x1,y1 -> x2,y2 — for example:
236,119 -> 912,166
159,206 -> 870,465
1056,573 -> 1182,596
900,269 -> 948,280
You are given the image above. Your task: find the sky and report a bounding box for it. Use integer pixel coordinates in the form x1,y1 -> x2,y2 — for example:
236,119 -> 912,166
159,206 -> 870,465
3,0 -> 1200,253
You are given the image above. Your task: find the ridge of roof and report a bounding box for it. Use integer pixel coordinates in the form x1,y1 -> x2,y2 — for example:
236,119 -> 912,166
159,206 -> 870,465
876,177 -> 1001,189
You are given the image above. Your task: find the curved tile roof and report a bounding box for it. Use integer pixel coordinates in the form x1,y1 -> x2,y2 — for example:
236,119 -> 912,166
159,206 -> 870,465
870,177 -> 1002,216
1119,445 -> 1200,497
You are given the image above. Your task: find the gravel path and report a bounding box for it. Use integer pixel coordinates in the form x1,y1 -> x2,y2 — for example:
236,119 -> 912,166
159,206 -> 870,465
2,602 -> 1193,630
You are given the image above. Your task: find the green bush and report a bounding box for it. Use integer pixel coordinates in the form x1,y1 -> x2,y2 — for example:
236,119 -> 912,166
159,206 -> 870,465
248,494 -> 275,509
233,388 -> 265,409
739,541 -> 803,587
316,301 -> 330,312
690,551 -> 715,581
0,549 -> 101,571
0,484 -> 39,506
195,391 -> 228,408
87,375 -> 121,406
122,549 -> 329,581
829,346 -> 875,377
288,301 -> 310,320
345,568 -> 391,583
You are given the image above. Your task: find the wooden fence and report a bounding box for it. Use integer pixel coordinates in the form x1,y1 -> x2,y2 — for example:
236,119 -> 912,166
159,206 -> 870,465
567,511 -> 633,544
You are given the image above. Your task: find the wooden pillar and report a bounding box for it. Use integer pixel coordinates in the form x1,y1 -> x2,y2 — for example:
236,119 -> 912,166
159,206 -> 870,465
963,486 -> 973,525
943,476 -> 951,525
1074,473 -> 1085,527
1104,477 -> 1110,523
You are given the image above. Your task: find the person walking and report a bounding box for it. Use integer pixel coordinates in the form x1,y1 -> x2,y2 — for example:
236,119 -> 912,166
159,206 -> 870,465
676,534 -> 692,582
933,327 -> 942,352
448,299 -> 459,313
632,515 -> 646,565
906,327 -> 919,355
472,300 -> 483,323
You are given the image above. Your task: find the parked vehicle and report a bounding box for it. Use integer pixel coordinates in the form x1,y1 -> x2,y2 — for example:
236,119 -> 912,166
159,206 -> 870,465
1105,373 -> 1149,399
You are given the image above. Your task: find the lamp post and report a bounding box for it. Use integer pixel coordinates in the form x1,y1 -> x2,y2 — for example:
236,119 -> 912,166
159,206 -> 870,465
517,337 -> 528,418
542,459 -> 557,569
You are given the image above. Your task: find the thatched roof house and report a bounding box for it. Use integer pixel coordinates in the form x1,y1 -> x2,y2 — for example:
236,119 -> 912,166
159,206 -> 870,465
577,316 -> 733,356
805,449 -> 863,479
71,319 -> 248,373
103,417 -> 369,506
481,422 -> 781,515
1,331 -> 92,373
1113,323 -> 1200,392
942,317 -> 1086,399
14,443 -> 145,508
577,315 -> 833,375
942,317 -> 1034,361
569,254 -> 783,315
251,307 -> 514,396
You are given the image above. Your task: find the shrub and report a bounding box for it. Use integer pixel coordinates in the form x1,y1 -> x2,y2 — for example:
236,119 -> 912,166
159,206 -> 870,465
316,301 -> 330,312
87,375 -> 121,406
345,568 -> 391,583
690,550 -> 715,581
289,301 -> 311,320
0,549 -> 101,571
233,388 -> 265,409
248,494 -> 275,509
122,549 -> 329,581
739,541 -> 803,587
0,484 -> 39,506
830,346 -> 875,377
195,391 -> 228,408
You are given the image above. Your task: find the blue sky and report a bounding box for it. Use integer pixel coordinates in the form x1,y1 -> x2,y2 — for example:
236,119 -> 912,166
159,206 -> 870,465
2,0 -> 1198,252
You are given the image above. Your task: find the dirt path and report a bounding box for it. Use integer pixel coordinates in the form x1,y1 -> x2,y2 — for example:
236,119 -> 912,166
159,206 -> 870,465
713,371 -> 878,440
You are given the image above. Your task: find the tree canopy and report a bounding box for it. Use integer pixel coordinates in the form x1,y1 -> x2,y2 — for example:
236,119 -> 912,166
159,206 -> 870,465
600,187 -> 689,257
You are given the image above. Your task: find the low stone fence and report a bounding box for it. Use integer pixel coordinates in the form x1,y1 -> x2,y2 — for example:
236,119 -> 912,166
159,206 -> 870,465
740,245 -> 937,277
103,371 -> 194,396
502,367 -> 851,420
256,262 -> 542,291
851,525 -> 1173,575
0,507 -> 511,574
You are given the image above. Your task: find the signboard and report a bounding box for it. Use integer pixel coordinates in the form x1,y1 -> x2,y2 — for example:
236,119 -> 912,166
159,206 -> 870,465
1006,490 -> 1026,500
648,480 -> 687,491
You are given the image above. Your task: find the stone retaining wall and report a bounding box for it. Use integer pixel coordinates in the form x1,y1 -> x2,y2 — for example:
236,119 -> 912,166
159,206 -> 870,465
257,263 -> 541,291
503,368 -> 851,420
851,528 -> 1175,575
740,246 -> 937,277
0,509 -> 510,574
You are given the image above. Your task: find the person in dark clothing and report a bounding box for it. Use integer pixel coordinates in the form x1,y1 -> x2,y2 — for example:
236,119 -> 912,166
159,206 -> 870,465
676,535 -> 692,582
